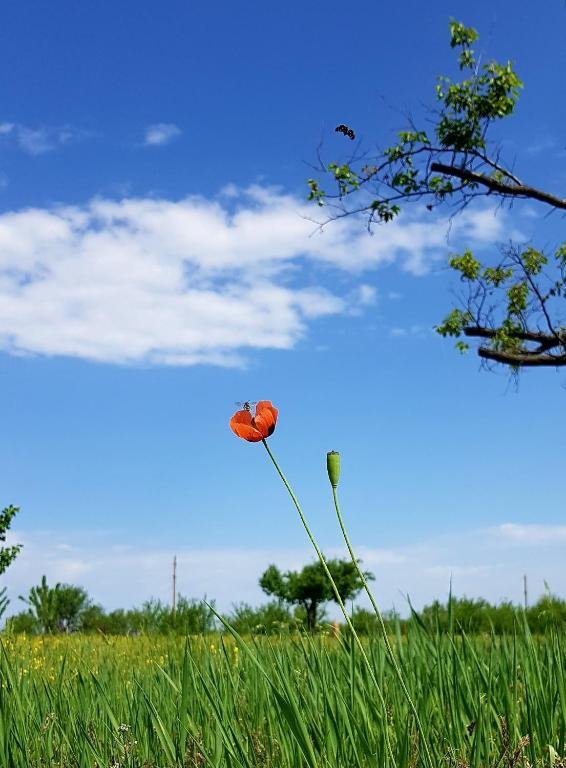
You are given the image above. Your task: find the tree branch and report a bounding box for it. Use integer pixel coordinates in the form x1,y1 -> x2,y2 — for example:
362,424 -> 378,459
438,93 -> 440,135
476,346 -> 566,367
430,163 -> 566,211
463,326 -> 566,366
463,326 -> 562,348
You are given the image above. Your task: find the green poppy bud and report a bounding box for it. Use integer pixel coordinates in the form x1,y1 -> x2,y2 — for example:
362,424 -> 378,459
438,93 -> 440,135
326,451 -> 341,489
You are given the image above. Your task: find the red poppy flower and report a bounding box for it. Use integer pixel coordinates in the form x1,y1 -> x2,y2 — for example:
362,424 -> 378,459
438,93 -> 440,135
230,401 -> 278,442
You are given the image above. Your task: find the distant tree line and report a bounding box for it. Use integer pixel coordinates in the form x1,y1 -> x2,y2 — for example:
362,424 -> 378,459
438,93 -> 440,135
3,501 -> 563,637
352,596 -> 566,636
6,575 -> 217,635
4,572 -> 566,636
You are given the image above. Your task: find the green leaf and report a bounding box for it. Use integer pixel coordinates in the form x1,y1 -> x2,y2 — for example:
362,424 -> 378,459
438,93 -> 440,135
449,20 -> 479,49
435,309 -> 473,338
449,250 -> 481,280
506,281 -> 529,314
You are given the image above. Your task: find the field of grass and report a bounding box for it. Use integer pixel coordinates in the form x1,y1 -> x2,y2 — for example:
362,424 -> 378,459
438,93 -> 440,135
2,622 -> 565,768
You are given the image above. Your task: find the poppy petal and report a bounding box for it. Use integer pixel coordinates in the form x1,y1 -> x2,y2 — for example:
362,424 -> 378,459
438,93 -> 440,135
230,410 -> 253,426
256,401 -> 278,424
256,400 -> 275,412
231,421 -> 264,441
230,410 -> 264,441
254,410 -> 276,438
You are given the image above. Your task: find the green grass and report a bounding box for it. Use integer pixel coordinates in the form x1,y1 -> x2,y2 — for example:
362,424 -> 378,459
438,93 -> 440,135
1,623 -> 565,767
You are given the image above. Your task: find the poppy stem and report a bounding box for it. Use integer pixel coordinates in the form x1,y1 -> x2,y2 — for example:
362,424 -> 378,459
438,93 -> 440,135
331,485 -> 435,768
260,438 -> 397,768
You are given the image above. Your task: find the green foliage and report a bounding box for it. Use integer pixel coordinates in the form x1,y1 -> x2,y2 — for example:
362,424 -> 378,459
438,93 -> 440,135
328,162 -> 359,197
435,55 -> 522,150
0,504 -> 22,576
506,281 -> 529,315
5,610 -> 39,633
11,587 -> 217,635
80,597 -> 216,635
226,600 -> 295,635
416,594 -> 566,635
483,265 -> 514,287
19,575 -> 59,633
260,558 -> 373,631
434,22 -> 522,152
419,597 -> 512,634
449,19 -> 479,49
350,595 -> 566,636
527,593 -> 566,630
428,175 -> 453,195
449,249 -> 481,280
79,604 -> 128,634
436,308 -> 474,338
19,576 -> 91,633
130,597 -> 216,635
522,246 -> 548,276
369,199 -> 400,222
351,606 -> 401,635
436,242 -> 565,363
307,20 -> 566,370
55,584 -> 91,632
8,587 -> 566,639
307,178 -> 325,206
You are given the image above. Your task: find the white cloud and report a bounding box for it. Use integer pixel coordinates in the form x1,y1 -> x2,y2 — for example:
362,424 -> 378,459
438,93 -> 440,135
495,523 -> 566,545
356,284 -> 377,305
144,123 -> 182,146
389,324 -> 427,338
4,521 -> 566,619
0,190 -> 349,366
0,122 -> 84,155
0,188 -> 508,366
344,284 -> 378,316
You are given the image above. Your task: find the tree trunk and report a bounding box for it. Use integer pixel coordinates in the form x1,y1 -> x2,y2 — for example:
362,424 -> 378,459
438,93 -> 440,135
306,601 -> 317,632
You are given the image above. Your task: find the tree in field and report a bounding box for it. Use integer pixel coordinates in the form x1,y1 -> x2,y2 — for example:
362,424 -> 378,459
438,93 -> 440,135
0,504 -> 23,622
54,583 -> 91,632
19,575 -> 58,633
19,575 -> 91,633
259,558 -> 373,631
307,21 -> 566,370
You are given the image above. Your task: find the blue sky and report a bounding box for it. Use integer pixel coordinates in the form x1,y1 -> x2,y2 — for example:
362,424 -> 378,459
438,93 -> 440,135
2,1 -> 565,617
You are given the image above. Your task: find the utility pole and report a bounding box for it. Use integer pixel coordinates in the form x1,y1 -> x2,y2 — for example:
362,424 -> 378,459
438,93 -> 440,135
172,555 -> 177,613
523,574 -> 528,610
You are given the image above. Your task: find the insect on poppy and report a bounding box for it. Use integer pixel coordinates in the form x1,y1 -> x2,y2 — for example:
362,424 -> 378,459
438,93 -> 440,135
230,400 -> 278,442
234,401 -> 257,410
